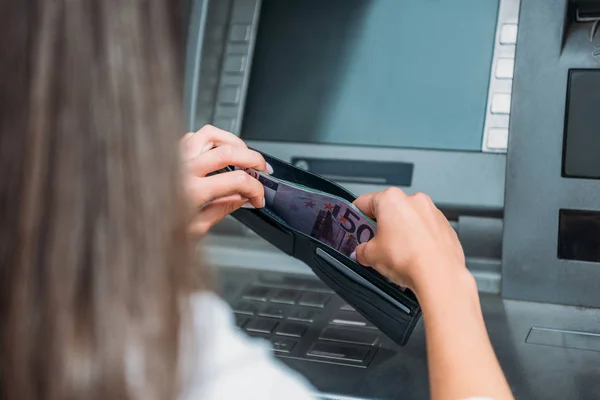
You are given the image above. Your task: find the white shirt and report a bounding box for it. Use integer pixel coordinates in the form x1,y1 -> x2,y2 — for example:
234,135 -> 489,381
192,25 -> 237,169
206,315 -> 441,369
180,292 -> 316,400
179,292 -> 495,400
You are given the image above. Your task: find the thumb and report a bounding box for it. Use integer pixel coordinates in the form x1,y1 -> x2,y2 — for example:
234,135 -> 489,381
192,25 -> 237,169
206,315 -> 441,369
351,240 -> 378,267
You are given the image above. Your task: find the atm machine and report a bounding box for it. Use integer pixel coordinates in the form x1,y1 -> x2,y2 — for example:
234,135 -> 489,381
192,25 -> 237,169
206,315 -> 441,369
184,0 -> 600,398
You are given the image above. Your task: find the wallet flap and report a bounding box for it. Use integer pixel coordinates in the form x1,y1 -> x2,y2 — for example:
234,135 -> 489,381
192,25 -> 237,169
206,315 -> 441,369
310,247 -> 421,346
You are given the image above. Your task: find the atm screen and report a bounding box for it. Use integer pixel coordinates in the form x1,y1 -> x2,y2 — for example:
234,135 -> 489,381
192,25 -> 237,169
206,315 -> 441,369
241,0 -> 500,151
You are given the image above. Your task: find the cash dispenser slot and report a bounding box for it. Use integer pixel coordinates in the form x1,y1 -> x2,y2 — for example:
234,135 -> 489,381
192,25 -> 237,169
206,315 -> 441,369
290,157 -> 414,187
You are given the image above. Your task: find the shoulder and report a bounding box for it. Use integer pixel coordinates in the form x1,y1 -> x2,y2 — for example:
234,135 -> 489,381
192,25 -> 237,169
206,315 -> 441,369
179,292 -> 316,400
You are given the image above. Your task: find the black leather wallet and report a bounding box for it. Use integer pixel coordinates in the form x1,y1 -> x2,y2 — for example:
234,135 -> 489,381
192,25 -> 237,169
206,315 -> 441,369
227,150 -> 422,345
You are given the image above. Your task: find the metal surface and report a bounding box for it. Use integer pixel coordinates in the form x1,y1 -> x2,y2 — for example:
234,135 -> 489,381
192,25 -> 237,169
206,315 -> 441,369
502,0 -> 600,307
214,264 -> 600,400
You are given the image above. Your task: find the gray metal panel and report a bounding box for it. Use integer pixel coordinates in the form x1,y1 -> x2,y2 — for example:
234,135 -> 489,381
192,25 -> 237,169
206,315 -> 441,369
502,0 -> 600,307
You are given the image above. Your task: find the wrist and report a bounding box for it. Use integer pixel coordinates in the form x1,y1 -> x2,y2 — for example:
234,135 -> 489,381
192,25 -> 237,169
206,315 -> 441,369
412,265 -> 479,315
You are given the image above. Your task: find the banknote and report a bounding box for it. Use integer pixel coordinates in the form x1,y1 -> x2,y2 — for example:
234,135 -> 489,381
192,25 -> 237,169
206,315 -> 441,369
240,168 -> 377,257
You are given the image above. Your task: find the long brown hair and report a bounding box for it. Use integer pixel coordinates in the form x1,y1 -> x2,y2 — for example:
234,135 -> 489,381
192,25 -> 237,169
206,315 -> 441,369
0,1 -> 200,399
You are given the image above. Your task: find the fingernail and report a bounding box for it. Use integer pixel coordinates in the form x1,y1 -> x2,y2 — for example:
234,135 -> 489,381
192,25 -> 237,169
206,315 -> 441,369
266,162 -> 274,174
350,251 -> 357,261
241,202 -> 255,209
261,198 -> 266,208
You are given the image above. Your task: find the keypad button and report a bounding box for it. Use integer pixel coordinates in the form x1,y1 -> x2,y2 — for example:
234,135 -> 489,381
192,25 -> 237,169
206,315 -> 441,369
232,301 -> 261,316
258,274 -> 334,293
276,322 -> 308,338
340,303 -> 355,311
245,319 -> 278,334
270,338 -> 297,353
235,315 -> 249,329
331,311 -> 372,328
269,289 -> 299,305
288,308 -> 318,323
258,305 -> 289,319
298,292 -> 330,308
320,327 -> 378,346
242,286 -> 270,302
307,342 -> 370,363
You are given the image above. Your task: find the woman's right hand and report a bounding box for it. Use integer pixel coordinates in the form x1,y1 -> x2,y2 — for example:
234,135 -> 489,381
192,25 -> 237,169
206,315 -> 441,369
352,188 -> 468,296
354,189 -> 514,400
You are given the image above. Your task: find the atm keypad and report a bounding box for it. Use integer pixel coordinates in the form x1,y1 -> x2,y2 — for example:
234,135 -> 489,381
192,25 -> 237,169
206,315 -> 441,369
227,275 -> 382,368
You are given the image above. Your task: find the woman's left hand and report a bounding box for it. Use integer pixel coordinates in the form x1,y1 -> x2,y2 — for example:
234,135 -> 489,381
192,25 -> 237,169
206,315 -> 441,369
181,125 -> 273,236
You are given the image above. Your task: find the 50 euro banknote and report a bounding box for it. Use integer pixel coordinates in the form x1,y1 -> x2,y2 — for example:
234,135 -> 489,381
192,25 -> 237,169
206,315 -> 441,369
240,168 -> 377,257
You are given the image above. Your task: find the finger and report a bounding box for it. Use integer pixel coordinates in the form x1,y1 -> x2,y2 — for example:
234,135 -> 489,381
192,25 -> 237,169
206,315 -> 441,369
197,194 -> 244,209
187,170 -> 265,209
187,145 -> 269,177
352,240 -> 380,267
354,188 -> 409,219
352,192 -> 379,219
182,125 -> 247,161
188,196 -> 248,236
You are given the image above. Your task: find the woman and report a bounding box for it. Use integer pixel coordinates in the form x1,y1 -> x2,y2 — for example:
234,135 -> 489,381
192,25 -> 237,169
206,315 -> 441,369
0,1 -> 513,399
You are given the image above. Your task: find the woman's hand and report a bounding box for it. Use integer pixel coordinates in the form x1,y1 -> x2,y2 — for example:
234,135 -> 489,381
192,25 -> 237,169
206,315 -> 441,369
354,188 -> 514,400
352,187 -> 467,295
181,125 -> 273,236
